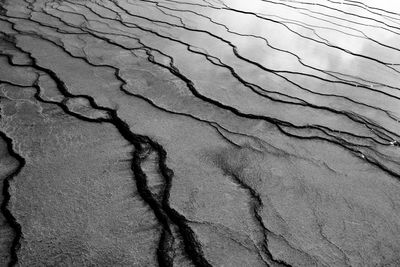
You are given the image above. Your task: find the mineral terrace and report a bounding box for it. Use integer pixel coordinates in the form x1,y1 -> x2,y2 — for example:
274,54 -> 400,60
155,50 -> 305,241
1,0 -> 400,266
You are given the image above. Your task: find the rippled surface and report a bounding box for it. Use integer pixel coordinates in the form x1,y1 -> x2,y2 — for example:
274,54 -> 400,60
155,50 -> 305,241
1,0 -> 400,266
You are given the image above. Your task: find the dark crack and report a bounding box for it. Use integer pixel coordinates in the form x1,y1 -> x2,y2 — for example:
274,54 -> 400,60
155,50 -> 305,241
0,131 -> 25,267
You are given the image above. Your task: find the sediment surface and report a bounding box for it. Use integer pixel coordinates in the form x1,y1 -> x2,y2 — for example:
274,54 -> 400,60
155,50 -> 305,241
1,0 -> 400,266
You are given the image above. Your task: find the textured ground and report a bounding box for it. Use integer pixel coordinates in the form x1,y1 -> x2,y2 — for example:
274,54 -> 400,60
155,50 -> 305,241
1,0 -> 400,266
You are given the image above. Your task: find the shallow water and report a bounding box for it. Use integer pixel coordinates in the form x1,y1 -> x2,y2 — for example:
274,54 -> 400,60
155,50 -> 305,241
1,0 -> 400,266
